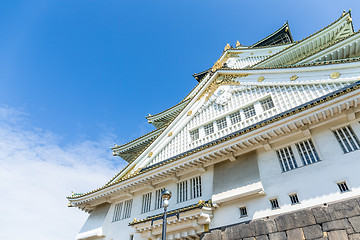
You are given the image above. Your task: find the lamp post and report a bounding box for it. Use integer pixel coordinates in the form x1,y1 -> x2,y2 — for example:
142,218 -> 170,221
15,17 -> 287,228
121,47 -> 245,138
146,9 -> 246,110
161,189 -> 171,240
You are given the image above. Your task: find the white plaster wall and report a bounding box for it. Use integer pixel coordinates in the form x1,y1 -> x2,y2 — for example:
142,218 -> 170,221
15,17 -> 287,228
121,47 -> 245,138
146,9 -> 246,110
209,117 -> 360,229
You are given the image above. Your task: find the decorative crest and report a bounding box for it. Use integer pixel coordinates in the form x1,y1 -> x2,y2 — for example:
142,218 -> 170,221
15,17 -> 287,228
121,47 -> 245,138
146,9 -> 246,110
330,72 -> 341,79
236,41 -> 241,47
224,43 -> 231,51
290,75 -> 298,81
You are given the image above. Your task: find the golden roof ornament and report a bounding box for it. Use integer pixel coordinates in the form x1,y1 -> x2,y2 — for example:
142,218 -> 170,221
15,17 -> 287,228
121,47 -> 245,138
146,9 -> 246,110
342,10 -> 346,17
290,75 -> 298,81
257,76 -> 265,82
148,152 -> 153,157
224,43 -> 231,51
330,72 -> 341,79
236,41 -> 241,47
212,60 -> 223,72
285,26 -> 289,32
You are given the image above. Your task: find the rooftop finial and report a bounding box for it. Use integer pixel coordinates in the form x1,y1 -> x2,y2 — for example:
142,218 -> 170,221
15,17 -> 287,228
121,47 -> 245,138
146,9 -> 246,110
342,10 -> 346,16
224,43 -> 231,51
236,41 -> 241,47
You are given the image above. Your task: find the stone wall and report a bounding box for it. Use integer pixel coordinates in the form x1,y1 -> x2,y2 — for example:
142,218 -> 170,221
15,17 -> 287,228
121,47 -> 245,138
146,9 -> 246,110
201,197 -> 360,240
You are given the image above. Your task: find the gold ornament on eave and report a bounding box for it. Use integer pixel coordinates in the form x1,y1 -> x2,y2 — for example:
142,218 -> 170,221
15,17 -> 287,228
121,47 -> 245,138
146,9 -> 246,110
148,152 -> 153,157
257,76 -> 265,82
212,60 -> 223,72
224,43 -> 231,51
236,41 -> 241,47
330,72 -> 341,79
290,75 -> 298,81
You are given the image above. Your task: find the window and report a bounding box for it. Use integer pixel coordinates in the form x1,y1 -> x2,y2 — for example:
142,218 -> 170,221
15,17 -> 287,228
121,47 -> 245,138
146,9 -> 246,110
337,181 -> 350,193
239,206 -> 248,218
155,188 -> 165,210
190,176 -> 202,199
141,192 -> 152,213
260,97 -> 275,111
112,202 -> 123,222
190,129 -> 199,141
122,199 -> 133,219
243,105 -> 256,119
295,139 -> 320,165
289,194 -> 300,205
270,199 -> 280,209
129,235 -> 134,240
229,111 -> 241,125
177,180 -> 188,203
276,146 -> 298,172
112,199 -> 133,221
216,117 -> 228,130
333,125 -> 360,153
204,123 -> 214,135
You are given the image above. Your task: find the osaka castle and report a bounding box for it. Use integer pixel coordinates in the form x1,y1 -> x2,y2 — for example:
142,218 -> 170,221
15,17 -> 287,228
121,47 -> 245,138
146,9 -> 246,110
68,10 -> 360,240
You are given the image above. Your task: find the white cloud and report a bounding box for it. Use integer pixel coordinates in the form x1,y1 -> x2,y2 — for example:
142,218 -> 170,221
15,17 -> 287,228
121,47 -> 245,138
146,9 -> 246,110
0,106 -> 125,240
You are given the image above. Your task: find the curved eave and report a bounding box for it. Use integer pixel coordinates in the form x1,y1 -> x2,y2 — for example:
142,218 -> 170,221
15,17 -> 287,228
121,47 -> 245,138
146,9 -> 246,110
252,11 -> 353,69
146,99 -> 190,123
68,74 -> 360,201
251,22 -> 294,48
112,127 -> 164,159
193,69 -> 211,82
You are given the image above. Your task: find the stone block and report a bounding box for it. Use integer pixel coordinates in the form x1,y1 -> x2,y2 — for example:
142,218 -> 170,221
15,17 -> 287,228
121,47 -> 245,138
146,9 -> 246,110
313,238 -> 328,240
269,232 -> 287,240
349,233 -> 360,240
236,222 -> 256,239
223,226 -> 240,240
254,219 -> 277,235
275,209 -> 316,231
286,228 -> 304,239
328,230 -> 349,240
243,237 -> 255,240
303,225 -> 323,239
330,199 -> 360,220
312,206 -> 333,223
202,230 -> 222,240
255,235 -> 269,240
349,216 -> 360,232
323,219 -> 351,231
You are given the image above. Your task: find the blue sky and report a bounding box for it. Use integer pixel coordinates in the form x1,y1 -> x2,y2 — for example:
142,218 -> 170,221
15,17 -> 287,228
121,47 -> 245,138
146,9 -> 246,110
0,1 -> 360,239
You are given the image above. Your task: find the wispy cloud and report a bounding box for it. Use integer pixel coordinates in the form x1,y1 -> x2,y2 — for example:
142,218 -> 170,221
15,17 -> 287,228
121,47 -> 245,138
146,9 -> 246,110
0,106 -> 125,240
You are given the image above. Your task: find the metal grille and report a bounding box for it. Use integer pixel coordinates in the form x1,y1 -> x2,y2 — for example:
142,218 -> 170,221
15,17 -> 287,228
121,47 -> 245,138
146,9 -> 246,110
333,126 -> 360,153
239,207 -> 247,218
141,192 -> 152,213
270,199 -> 280,209
295,139 -> 320,165
112,202 -> 123,222
122,199 -> 133,219
204,123 -> 214,135
260,97 -> 275,111
337,182 -> 350,193
229,111 -> 241,125
154,188 -> 165,209
190,129 -> 199,141
190,176 -> 202,199
177,180 -> 188,203
289,194 -> 300,205
216,117 -> 228,130
276,146 -> 298,172
243,105 -> 256,119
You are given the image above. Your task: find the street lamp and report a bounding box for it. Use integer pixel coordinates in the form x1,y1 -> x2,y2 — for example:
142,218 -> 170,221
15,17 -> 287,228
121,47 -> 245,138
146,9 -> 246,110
161,189 -> 171,240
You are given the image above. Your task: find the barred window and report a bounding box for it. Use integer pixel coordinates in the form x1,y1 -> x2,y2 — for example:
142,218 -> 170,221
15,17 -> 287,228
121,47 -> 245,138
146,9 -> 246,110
154,188 -> 165,210
239,206 -> 247,218
190,176 -> 202,199
243,105 -> 256,119
270,199 -> 280,209
289,194 -> 300,205
216,117 -> 228,130
122,199 -> 133,219
276,146 -> 298,172
204,123 -> 214,135
112,202 -> 123,222
177,180 -> 188,203
141,192 -> 152,213
295,139 -> 320,165
229,111 -> 241,125
190,129 -> 199,141
337,182 -> 350,193
260,97 -> 275,111
333,125 -> 360,153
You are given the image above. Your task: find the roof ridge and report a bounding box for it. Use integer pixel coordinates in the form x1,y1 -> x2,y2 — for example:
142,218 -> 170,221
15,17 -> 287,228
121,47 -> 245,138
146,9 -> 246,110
145,99 -> 190,121
250,22 -> 292,48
